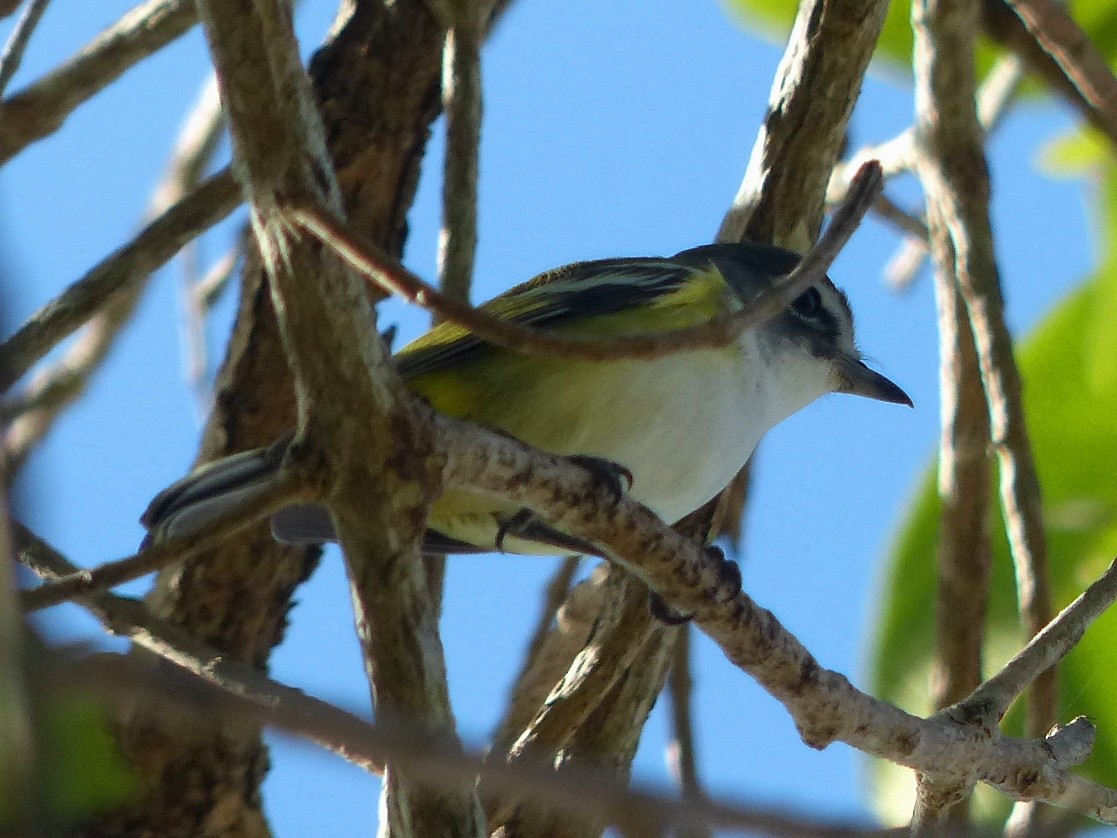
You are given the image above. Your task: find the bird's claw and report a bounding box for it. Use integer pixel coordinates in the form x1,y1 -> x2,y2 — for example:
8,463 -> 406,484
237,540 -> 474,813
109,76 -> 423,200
647,545 -> 742,625
494,508 -> 537,553
567,455 -> 633,502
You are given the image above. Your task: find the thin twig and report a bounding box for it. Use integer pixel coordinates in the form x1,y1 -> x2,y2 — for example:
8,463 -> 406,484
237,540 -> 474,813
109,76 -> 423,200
438,5 -> 482,304
491,564 -> 603,757
834,54 -> 1024,292
1,75 -> 231,459
668,626 -> 712,838
194,235 -> 245,309
150,73 -> 225,217
0,170 -> 239,392
871,195 -> 929,241
287,160 -> 883,364
518,556 -> 581,685
13,520 -> 383,773
0,0 -> 51,97
963,558 -> 1117,720
0,0 -> 197,165
18,468 -> 306,612
1004,0 -> 1117,144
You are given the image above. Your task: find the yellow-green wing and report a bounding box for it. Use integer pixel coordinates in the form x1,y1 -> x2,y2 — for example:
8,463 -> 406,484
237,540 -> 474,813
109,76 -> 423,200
395,256 -> 713,381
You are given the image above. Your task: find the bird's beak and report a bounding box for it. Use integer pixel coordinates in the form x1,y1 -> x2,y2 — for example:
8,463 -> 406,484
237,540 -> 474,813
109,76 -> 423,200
836,357 -> 913,407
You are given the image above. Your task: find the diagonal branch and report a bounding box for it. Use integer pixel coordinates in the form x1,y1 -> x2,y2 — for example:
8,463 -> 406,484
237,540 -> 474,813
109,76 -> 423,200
0,170 -> 240,392
0,0 -> 51,97
1002,0 -> 1117,143
286,160 -> 882,364
13,521 -> 383,773
18,467 -> 307,612
0,0 -> 198,164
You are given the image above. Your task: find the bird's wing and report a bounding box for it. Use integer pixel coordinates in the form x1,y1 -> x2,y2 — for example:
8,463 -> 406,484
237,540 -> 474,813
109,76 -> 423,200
395,257 -> 714,380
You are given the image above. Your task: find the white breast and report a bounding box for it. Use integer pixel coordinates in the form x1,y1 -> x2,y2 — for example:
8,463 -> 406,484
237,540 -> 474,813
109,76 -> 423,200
507,333 -> 832,524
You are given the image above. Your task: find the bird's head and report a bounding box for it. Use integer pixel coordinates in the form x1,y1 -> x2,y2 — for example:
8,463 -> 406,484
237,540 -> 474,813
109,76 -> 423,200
677,242 -> 913,421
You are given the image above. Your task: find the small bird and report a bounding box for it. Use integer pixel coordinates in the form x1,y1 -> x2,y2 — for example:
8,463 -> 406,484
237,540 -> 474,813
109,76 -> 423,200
142,242 -> 911,556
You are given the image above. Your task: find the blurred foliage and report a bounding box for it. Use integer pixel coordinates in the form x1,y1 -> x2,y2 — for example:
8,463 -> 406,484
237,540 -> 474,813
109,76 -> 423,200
725,0 -> 1117,89
868,163 -> 1117,823
1,655 -> 135,828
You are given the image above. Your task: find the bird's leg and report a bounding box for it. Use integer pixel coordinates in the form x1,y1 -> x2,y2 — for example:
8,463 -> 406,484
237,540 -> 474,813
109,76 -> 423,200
494,507 -> 538,553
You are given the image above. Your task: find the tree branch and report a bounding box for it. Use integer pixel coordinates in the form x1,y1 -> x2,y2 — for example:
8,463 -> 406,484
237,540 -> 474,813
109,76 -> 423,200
1002,0 -> 1117,143
0,0 -> 51,96
18,467 -> 306,612
915,0 -> 1057,745
0,170 -> 240,392
286,160 -> 882,364
191,1 -> 482,834
0,0 -> 198,165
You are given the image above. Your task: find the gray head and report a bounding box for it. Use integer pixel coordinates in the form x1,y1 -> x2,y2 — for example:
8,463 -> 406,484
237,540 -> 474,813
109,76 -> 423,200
673,242 -> 912,409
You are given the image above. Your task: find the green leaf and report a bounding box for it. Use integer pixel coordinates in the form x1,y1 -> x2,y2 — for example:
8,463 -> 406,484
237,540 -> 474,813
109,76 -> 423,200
866,167 -> 1117,824
1039,127 -> 1110,178
1,686 -> 135,827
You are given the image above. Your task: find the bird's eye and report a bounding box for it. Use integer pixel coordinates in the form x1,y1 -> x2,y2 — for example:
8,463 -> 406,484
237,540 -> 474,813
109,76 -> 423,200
791,287 -> 823,320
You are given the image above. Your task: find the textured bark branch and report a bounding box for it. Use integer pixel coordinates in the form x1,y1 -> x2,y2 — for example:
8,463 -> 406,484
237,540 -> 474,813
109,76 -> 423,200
931,254 -> 991,713
718,0 -> 889,249
488,571 -> 676,837
94,1 -> 454,832
0,0 -> 198,165
438,4 -> 482,305
190,2 -> 482,837
912,0 -> 1055,749
435,409 -> 1117,825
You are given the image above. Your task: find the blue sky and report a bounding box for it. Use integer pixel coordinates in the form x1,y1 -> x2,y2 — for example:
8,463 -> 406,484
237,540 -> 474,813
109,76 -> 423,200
4,0 -> 1094,833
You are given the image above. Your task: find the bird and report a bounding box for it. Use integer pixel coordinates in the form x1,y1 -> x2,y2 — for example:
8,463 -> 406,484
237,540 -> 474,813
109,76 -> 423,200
142,241 -> 911,557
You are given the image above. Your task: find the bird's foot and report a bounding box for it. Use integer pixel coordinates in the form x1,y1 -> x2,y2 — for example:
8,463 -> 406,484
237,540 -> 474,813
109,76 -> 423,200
648,545 -> 742,625
566,455 -> 633,502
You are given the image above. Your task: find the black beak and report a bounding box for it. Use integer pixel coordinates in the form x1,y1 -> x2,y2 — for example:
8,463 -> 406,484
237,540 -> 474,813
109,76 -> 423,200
837,358 -> 913,407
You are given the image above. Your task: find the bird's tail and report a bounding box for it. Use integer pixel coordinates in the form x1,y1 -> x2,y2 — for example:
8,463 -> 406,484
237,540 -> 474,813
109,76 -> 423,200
140,434 -> 337,548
